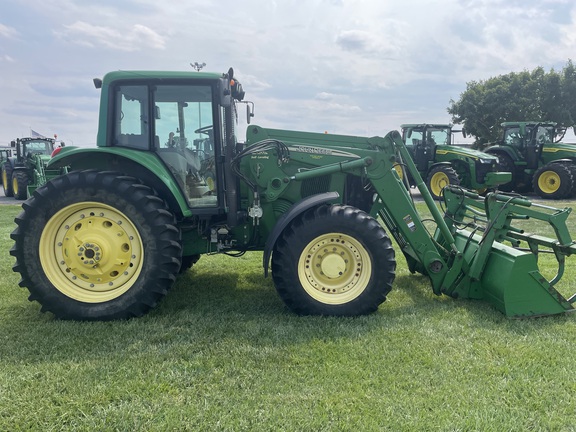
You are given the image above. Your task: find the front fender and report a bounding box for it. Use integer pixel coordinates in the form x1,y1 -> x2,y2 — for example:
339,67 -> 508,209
262,192 -> 340,277
48,146 -> 191,217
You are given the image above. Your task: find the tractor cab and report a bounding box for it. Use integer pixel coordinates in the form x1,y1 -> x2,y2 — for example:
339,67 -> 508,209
402,124 -> 450,172
50,69 -> 249,220
502,122 -> 555,170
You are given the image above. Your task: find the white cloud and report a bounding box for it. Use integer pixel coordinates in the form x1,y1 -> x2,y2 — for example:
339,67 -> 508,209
0,0 -> 575,146
0,23 -> 18,38
57,21 -> 166,51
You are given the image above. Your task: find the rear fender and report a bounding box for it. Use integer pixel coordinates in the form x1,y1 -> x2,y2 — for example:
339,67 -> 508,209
47,146 -> 192,218
263,192 -> 340,277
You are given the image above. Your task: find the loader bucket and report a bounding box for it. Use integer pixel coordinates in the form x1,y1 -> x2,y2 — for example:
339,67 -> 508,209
441,187 -> 576,318
452,231 -> 575,317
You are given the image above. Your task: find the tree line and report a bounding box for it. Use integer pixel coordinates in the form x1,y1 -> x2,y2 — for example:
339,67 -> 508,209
448,60 -> 576,147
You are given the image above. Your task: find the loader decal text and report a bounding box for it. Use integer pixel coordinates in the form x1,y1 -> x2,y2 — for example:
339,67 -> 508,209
288,146 -> 361,159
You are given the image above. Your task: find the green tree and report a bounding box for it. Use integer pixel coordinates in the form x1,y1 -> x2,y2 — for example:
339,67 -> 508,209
448,60 -> 576,147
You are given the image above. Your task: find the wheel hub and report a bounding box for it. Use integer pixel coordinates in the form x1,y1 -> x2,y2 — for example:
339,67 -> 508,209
539,171 -> 560,193
320,253 -> 346,279
78,242 -> 102,266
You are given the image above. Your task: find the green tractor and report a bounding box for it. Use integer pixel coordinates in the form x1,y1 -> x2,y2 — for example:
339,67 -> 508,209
2,137 -> 66,200
0,147 -> 13,193
9,69 -> 576,321
484,121 -> 576,199
400,124 -> 510,199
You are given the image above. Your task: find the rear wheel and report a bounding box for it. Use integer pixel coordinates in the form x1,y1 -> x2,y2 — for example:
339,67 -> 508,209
271,205 -> 395,316
10,170 -> 182,320
494,153 -> 516,192
2,162 -> 13,197
533,163 -> 574,199
426,165 -> 460,199
13,171 -> 29,200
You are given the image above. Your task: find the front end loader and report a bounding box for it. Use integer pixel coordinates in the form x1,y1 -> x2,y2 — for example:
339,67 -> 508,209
9,68 -> 576,320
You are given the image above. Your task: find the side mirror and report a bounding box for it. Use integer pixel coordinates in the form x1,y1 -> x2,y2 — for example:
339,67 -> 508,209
10,140 -> 15,148
246,102 -> 255,124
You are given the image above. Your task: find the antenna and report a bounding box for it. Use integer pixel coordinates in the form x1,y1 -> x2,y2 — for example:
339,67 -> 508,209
190,62 -> 206,72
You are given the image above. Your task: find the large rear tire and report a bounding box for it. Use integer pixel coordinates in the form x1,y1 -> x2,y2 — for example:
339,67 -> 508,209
271,205 -> 395,316
426,165 -> 460,200
2,162 -> 14,197
533,163 -> 573,199
493,153 -> 516,192
10,170 -> 182,320
13,170 -> 29,200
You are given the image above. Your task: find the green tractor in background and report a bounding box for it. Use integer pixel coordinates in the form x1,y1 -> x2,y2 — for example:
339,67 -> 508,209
401,124 -> 510,199
0,146 -> 13,193
2,137 -> 66,200
484,121 -> 576,199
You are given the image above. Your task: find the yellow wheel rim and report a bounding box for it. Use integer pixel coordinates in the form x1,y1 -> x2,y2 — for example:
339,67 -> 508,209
430,172 -> 449,196
2,169 -> 7,190
12,176 -> 18,196
393,163 -> 404,180
39,202 -> 144,303
206,176 -> 215,192
538,170 -> 561,194
298,233 -> 372,305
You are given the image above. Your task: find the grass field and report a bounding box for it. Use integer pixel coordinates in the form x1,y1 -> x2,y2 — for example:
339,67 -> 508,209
1,200 -> 576,431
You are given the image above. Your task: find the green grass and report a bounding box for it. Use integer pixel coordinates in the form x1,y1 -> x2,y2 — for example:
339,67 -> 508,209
1,202 -> 576,431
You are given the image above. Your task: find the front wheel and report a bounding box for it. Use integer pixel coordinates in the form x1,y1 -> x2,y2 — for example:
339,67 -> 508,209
533,163 -> 574,199
426,165 -> 460,200
2,162 -> 14,197
10,170 -> 182,320
271,205 -> 396,316
13,170 -> 29,200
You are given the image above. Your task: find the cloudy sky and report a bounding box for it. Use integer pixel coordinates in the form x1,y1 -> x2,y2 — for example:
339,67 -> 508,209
1,0 -> 575,147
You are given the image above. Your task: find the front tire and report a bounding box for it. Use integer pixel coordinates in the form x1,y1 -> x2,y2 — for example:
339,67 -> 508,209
271,205 -> 396,316
13,170 -> 29,200
10,170 -> 182,320
2,162 -> 14,197
533,163 -> 573,199
426,165 -> 460,200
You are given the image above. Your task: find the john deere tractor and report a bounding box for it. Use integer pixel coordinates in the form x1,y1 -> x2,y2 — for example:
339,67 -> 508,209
401,124 -> 510,199
2,137 -> 66,199
0,146 -> 12,194
484,121 -> 576,199
9,69 -> 576,321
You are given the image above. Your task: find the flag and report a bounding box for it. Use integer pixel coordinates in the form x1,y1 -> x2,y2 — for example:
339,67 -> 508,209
30,129 -> 46,138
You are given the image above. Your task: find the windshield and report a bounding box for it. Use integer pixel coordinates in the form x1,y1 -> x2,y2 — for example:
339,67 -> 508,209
24,140 -> 53,154
405,127 -> 450,146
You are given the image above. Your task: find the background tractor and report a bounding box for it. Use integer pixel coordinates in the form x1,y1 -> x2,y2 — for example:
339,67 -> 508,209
9,69 -> 576,321
2,137 -> 66,199
484,121 -> 576,199
400,124 -> 510,199
0,146 -> 12,194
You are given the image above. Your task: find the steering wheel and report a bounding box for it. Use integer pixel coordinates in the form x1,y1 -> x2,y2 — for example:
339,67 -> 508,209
195,125 -> 213,135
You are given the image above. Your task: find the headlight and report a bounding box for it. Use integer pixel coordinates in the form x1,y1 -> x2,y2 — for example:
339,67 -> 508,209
479,158 -> 494,164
